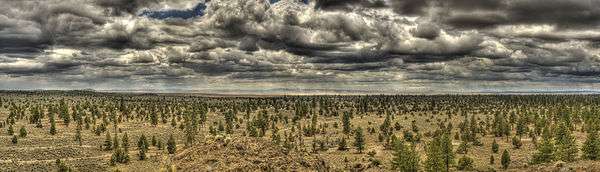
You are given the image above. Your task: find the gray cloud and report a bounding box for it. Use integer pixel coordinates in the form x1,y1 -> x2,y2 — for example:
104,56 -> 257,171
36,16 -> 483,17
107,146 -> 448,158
1,0 -> 599,92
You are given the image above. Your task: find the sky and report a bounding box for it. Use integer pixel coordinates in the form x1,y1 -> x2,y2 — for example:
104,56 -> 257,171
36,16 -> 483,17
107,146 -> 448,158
1,0 -> 599,93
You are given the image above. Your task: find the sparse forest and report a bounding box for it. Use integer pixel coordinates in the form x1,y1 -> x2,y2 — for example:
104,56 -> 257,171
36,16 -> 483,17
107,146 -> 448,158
1,90 -> 600,171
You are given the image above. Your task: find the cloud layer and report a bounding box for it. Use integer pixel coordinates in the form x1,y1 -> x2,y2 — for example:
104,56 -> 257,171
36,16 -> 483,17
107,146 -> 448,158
1,0 -> 599,92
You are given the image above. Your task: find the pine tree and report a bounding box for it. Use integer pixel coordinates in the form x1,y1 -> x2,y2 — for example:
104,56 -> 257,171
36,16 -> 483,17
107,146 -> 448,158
11,135 -> 17,144
441,132 -> 455,172
457,156 -> 474,170
338,137 -> 348,151
489,154 -> 494,165
532,126 -> 554,164
104,131 -> 113,151
501,149 -> 510,170
75,127 -> 82,146
19,126 -> 27,137
492,139 -> 499,153
354,127 -> 365,153
7,124 -> 14,136
582,129 -> 600,160
512,136 -> 522,149
167,134 -> 177,154
138,134 -> 148,160
425,133 -> 445,172
391,139 -> 420,172
555,122 -> 578,162
50,114 -> 57,135
342,112 -> 351,135
122,133 -> 130,151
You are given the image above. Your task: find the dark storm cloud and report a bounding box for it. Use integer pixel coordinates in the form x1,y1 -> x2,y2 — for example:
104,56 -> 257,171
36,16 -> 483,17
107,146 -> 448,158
439,0 -> 600,28
2,0 -> 600,91
96,0 -> 159,15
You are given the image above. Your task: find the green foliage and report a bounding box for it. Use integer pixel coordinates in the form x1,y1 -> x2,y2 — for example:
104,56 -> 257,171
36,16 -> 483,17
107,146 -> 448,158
11,135 -> 17,144
425,132 -> 454,172
75,127 -> 82,146
531,126 -> 555,164
338,137 -> 348,151
56,159 -> 72,172
582,129 -> 600,160
391,139 -> 420,172
138,134 -> 149,160
19,126 -> 27,137
554,122 -> 578,162
7,124 -> 14,135
50,114 -> 57,135
491,139 -> 499,153
512,136 -> 522,149
457,156 -> 474,171
104,131 -> 113,151
354,127 -> 365,153
457,141 -> 469,154
167,134 -> 177,154
501,149 -> 510,170
342,112 -> 351,135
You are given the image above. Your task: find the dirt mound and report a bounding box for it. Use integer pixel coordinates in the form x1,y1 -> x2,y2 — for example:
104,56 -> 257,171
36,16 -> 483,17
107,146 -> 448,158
174,136 -> 328,172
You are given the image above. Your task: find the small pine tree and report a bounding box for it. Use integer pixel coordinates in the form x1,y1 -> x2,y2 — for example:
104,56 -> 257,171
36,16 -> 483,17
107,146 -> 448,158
425,134 -> 445,172
138,134 -> 148,160
342,112 -> 351,135
122,133 -> 129,151
490,154 -> 495,165
56,159 -> 72,172
582,129 -> 600,160
441,132 -> 455,172
104,131 -> 113,151
7,124 -> 14,135
75,128 -> 82,146
354,127 -> 365,153
167,134 -> 177,154
338,137 -> 348,151
555,122 -> 578,162
391,139 -> 420,172
512,136 -> 522,149
531,126 -> 554,164
50,115 -> 57,135
457,156 -> 474,170
492,139 -> 499,153
501,149 -> 510,170
19,126 -> 27,137
11,135 -> 17,144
